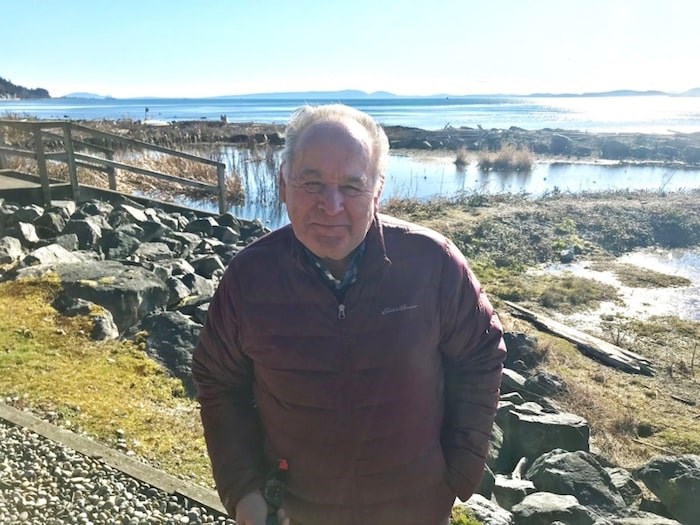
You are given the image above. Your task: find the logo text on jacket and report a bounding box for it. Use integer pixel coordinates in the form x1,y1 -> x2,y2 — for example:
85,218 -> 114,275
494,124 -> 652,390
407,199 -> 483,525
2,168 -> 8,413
381,304 -> 419,316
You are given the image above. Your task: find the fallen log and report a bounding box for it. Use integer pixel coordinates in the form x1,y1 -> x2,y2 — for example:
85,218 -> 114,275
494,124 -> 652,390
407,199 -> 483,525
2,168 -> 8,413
505,301 -> 655,376
670,394 -> 696,406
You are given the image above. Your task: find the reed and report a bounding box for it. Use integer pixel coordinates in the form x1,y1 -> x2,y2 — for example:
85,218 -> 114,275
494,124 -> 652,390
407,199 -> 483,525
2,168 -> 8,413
454,146 -> 470,167
478,143 -> 533,171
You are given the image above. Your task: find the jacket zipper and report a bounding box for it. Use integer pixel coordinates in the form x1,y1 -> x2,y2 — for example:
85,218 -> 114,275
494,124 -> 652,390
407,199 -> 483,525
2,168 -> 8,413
337,304 -> 346,320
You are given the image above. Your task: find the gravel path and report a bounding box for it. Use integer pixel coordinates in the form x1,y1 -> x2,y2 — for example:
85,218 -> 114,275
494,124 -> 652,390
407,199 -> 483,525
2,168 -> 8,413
0,419 -> 235,525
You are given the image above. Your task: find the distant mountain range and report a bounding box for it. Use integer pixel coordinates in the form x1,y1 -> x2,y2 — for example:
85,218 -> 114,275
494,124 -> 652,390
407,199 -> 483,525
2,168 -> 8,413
207,88 -> 700,99
4,79 -> 700,101
528,88 -> 700,98
214,89 -> 397,99
61,92 -> 114,100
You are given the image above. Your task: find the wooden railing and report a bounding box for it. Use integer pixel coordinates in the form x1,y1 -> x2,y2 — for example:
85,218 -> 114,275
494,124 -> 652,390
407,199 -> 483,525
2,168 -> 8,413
0,120 -> 227,214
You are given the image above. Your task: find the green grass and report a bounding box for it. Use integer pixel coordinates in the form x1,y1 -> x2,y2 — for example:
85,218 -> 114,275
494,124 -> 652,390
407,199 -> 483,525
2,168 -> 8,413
450,506 -> 485,525
607,263 -> 691,288
0,277 -> 213,487
490,273 -> 620,313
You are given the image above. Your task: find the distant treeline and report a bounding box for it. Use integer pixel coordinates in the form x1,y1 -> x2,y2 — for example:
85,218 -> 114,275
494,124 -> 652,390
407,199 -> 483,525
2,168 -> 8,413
0,77 -> 50,99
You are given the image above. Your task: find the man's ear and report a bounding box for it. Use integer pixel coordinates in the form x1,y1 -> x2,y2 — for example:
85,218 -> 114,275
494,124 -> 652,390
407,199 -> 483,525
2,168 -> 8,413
278,164 -> 287,204
373,177 -> 384,214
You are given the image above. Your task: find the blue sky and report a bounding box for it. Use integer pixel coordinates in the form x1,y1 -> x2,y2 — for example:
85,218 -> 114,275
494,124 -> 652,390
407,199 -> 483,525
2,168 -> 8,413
3,0 -> 699,98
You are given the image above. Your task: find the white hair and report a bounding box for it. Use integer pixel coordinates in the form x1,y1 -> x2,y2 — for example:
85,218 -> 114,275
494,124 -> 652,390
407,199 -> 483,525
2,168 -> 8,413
280,104 -> 389,188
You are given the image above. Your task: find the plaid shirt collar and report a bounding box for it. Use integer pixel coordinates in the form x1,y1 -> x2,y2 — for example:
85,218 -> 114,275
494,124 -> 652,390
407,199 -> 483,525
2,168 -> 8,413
304,241 -> 366,295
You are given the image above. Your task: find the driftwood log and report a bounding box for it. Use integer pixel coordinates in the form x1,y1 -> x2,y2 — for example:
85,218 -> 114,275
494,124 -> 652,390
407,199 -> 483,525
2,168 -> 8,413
505,301 -> 655,376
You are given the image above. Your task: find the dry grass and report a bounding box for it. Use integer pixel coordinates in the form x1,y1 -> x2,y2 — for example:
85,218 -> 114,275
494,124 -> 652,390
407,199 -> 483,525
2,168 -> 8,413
478,143 -> 533,171
116,151 -> 243,205
513,310 -> 700,469
1,144 -> 244,207
454,146 -> 470,167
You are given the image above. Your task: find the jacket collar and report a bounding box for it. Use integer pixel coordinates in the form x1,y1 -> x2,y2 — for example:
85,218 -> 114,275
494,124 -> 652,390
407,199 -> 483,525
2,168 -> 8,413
287,214 -> 391,278
359,214 -> 392,278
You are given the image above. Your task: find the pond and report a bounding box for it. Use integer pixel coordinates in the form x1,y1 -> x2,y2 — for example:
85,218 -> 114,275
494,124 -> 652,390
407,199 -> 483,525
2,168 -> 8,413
542,248 -> 700,329
384,153 -> 700,199
187,146 -> 700,229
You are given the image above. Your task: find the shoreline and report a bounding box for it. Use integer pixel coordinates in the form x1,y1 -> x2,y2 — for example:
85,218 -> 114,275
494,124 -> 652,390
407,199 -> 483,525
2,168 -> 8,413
3,117 -> 700,168
96,119 -> 700,168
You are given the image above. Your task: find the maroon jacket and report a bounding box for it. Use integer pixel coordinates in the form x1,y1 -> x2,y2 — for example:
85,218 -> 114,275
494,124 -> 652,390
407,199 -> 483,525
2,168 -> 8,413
192,214 -> 506,525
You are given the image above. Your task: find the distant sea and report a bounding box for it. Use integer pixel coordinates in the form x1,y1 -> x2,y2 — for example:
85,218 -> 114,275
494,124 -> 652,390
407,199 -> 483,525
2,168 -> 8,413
2,95 -> 700,134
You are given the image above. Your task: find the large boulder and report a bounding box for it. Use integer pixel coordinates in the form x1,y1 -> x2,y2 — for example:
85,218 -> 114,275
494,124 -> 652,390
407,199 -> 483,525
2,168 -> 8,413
20,243 -> 84,267
53,296 -> 119,341
526,449 -> 628,517
0,236 -> 23,264
497,402 -> 590,469
12,204 -> 44,223
636,454 -> 700,525
9,222 -> 40,246
33,211 -> 67,238
605,467 -> 643,506
476,464 -> 496,499
523,371 -> 568,398
459,494 -> 513,525
63,218 -> 102,250
493,476 -> 536,511
138,311 -> 202,396
605,512 -> 681,524
503,332 -> 544,372
51,261 -> 169,333
100,230 -> 140,260
510,492 -> 597,525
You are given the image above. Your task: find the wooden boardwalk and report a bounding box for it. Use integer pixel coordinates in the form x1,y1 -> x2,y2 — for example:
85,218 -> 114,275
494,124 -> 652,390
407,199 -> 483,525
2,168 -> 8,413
0,172 -> 41,189
0,170 -> 72,205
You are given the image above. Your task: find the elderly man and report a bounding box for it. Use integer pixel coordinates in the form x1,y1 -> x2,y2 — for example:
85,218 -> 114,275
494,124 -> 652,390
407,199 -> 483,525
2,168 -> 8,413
192,104 -> 506,525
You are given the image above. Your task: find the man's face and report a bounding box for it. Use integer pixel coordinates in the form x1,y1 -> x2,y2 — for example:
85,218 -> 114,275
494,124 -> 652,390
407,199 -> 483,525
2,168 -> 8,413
280,119 -> 381,267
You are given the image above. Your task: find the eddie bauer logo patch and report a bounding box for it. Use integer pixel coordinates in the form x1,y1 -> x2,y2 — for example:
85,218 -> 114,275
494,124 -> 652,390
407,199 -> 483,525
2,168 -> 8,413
381,304 -> 419,316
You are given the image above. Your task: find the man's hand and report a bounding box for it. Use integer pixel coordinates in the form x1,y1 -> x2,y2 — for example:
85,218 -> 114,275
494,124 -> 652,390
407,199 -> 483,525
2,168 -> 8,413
234,491 -> 290,525
235,491 -> 267,525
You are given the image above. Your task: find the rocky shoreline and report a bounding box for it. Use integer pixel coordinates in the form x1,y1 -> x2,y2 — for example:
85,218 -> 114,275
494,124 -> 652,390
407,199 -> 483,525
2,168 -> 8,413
1,194 -> 699,524
78,119 -> 700,168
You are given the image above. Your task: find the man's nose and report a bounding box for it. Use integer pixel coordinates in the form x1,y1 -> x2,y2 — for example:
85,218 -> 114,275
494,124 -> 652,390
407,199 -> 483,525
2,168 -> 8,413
319,185 -> 344,215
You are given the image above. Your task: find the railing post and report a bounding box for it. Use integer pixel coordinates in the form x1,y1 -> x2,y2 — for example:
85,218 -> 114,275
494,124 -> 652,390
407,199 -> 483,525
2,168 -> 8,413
32,123 -> 51,206
0,129 -> 6,170
217,163 -> 226,215
62,122 -> 80,202
106,149 -> 117,190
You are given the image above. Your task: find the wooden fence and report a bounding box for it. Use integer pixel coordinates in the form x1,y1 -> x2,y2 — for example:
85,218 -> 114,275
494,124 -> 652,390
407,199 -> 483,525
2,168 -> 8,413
0,120 -> 228,214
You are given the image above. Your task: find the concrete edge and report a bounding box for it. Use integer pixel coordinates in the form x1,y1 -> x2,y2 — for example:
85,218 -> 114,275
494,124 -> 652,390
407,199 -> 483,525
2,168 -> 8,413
0,401 -> 226,516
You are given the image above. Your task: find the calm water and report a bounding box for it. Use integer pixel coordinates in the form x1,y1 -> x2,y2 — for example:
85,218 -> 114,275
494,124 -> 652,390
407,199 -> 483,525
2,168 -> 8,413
385,154 -> 700,199
195,147 -> 700,229
545,248 -> 700,323
3,95 -> 700,133
4,95 -> 700,227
